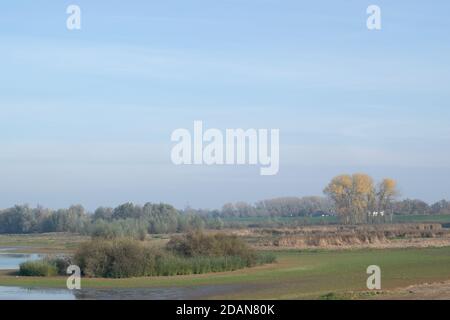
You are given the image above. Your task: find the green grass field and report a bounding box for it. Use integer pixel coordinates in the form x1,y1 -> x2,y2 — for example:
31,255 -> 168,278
1,245 -> 450,299
393,214 -> 450,224
221,214 -> 450,226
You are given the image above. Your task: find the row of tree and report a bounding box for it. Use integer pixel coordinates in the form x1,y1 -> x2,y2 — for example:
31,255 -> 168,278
0,205 -> 88,234
0,203 -> 210,236
204,175 -> 448,224
323,173 -> 450,223
393,199 -> 450,216
196,196 -> 333,218
1,176 -> 449,233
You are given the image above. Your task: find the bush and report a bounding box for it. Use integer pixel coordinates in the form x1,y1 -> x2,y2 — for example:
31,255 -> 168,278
51,256 -> 73,275
72,235 -> 276,279
74,238 -> 163,278
19,260 -> 58,277
167,231 -> 257,263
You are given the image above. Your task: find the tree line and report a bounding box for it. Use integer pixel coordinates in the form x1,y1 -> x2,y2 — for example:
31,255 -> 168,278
1,174 -> 449,233
322,173 -> 450,224
0,203 -> 209,236
204,197 -> 450,220
393,199 -> 450,215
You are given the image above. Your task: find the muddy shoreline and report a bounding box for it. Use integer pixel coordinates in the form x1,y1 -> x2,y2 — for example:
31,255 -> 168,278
374,281 -> 450,300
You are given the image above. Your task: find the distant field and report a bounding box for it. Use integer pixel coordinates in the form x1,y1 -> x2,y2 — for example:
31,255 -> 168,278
0,233 -> 89,253
1,233 -> 450,299
222,215 -> 339,225
221,214 -> 450,226
393,214 -> 450,224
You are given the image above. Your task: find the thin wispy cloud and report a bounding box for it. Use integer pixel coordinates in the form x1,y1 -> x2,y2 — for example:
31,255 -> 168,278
0,1 -> 449,209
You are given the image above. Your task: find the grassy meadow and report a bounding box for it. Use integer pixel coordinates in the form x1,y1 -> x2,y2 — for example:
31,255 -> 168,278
221,214 -> 450,227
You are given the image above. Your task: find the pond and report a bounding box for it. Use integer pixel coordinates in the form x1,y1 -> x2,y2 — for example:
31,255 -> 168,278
0,286 -> 75,300
0,252 -> 41,270
0,284 -> 246,300
0,249 -> 247,300
0,250 -> 75,300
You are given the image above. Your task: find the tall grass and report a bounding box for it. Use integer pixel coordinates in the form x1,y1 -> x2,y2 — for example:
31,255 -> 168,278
155,255 -> 254,276
18,255 -> 72,277
72,235 -> 276,278
19,260 -> 58,277
18,233 -> 276,278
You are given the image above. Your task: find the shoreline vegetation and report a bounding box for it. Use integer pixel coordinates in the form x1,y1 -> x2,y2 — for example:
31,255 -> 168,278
18,232 -> 276,278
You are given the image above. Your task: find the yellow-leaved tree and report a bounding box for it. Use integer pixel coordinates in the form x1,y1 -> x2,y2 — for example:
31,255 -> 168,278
324,174 -> 398,224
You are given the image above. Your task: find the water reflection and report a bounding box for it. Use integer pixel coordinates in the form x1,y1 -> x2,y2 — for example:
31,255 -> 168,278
0,284 -> 247,300
0,253 -> 41,270
0,286 -> 75,300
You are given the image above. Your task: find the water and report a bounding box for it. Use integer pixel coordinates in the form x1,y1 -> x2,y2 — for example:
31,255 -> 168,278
0,253 -> 41,270
0,286 -> 75,300
0,250 -> 75,300
0,284 -> 246,300
0,250 -> 246,300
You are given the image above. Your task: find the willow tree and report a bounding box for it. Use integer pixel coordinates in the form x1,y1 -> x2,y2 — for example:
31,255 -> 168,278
376,178 -> 399,222
324,173 -> 397,224
323,174 -> 359,224
351,173 -> 376,224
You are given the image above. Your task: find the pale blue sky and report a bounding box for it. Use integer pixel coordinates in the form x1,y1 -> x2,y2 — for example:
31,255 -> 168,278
0,1 -> 449,210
